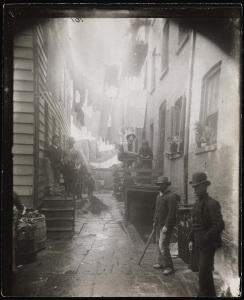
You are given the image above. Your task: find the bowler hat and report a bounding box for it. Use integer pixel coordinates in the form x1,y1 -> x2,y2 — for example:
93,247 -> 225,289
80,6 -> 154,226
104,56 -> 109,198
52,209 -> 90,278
189,172 -> 211,186
156,176 -> 171,186
126,133 -> 136,140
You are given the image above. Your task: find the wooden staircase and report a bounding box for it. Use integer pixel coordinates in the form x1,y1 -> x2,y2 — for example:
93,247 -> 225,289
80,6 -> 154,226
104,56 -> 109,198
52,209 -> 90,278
40,196 -> 75,239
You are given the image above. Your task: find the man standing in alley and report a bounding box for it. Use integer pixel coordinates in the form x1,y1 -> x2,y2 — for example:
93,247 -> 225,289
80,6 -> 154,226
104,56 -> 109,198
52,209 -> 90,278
63,137 -> 82,197
45,135 -> 63,196
188,172 -> 225,297
153,176 -> 178,275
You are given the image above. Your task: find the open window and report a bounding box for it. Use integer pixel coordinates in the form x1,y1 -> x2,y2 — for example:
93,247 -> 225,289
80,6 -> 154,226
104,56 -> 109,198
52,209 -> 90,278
161,20 -> 169,72
166,96 -> 185,159
201,63 -> 221,137
195,62 -> 221,153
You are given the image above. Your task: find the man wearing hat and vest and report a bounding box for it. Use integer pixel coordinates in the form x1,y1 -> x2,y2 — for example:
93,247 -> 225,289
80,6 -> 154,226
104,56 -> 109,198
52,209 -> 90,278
153,176 -> 178,275
119,133 -> 139,169
188,172 -> 225,297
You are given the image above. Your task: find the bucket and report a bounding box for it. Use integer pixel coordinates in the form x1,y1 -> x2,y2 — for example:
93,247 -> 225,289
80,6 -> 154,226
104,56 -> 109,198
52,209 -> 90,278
33,214 -> 47,251
16,224 -> 37,264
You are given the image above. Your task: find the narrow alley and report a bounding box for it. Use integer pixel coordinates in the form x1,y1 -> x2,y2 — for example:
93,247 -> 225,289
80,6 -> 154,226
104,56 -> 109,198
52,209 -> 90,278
12,191 -> 226,298
2,4 -> 241,297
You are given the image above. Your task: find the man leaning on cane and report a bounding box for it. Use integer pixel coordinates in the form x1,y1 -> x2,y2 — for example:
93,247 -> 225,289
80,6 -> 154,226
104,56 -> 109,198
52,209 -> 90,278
188,172 -> 225,297
153,176 -> 178,275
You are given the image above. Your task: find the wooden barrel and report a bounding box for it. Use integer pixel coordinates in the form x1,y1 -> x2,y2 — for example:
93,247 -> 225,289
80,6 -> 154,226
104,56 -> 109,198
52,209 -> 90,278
16,225 -> 37,264
33,214 -> 47,251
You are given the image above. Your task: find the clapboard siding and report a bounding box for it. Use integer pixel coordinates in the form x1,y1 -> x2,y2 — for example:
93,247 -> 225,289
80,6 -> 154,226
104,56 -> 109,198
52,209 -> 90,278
12,144 -> 34,155
14,58 -> 34,70
14,47 -> 34,59
14,69 -> 34,81
13,155 -> 34,165
14,175 -> 33,185
14,91 -> 34,102
14,35 -> 33,48
13,165 -> 34,175
13,113 -> 34,124
13,137 -> 34,145
13,123 -> 34,134
14,102 -> 34,113
13,186 -> 33,196
13,133 -> 34,140
13,31 -> 35,209
14,80 -> 34,92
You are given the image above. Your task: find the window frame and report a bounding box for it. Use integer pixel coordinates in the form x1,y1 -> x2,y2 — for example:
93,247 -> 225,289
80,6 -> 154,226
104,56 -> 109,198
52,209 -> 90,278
200,61 -> 221,136
161,20 -> 170,73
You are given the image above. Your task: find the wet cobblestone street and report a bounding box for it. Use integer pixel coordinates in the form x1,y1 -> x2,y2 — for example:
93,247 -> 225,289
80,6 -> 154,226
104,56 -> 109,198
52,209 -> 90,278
12,192 -> 225,297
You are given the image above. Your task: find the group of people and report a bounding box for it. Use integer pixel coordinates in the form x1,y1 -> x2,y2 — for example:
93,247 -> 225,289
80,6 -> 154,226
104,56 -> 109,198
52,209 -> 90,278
153,172 -> 225,297
44,135 -> 95,198
118,132 -> 153,169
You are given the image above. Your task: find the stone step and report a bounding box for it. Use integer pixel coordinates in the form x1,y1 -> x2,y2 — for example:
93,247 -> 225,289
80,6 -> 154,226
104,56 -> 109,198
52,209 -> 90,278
46,217 -> 74,228
46,226 -> 74,239
40,207 -> 74,218
42,198 -> 74,208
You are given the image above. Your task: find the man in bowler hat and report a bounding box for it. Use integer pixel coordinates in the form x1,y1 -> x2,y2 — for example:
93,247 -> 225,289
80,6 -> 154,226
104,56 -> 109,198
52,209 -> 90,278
188,172 -> 225,297
153,176 -> 178,275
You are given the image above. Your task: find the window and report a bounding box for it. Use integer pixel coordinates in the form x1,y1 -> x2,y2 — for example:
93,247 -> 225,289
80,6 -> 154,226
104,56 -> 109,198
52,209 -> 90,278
178,25 -> 189,45
201,62 -> 221,137
172,97 -> 185,153
161,20 -> 169,71
151,48 -> 156,90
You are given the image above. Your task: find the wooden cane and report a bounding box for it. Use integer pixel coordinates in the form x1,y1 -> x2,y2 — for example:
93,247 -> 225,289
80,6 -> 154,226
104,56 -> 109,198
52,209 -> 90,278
138,227 -> 156,266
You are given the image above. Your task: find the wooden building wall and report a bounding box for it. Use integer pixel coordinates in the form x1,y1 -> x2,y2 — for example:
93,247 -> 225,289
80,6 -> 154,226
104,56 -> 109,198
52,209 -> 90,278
13,20 -> 72,209
13,28 -> 35,209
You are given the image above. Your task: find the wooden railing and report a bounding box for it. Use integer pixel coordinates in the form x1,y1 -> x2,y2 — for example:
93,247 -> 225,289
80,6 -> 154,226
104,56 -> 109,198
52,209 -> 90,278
115,158 -> 164,185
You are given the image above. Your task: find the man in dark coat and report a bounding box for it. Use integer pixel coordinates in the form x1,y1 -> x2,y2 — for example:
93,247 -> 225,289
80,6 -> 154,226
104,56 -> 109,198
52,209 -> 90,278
188,172 -> 225,297
45,134 -> 63,196
153,176 -> 178,275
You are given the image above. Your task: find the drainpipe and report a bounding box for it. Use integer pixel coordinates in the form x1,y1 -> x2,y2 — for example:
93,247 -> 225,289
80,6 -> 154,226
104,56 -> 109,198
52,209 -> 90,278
183,29 -> 196,203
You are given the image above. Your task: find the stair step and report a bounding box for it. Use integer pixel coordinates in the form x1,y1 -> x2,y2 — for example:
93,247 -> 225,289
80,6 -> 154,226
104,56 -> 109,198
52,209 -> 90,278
40,207 -> 74,218
40,207 -> 74,211
47,226 -> 73,232
46,218 -> 74,228
45,216 -> 74,221
42,197 -> 74,208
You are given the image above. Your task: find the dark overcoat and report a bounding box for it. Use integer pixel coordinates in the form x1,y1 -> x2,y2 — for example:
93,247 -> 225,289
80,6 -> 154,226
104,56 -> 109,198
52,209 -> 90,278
189,194 -> 225,248
45,145 -> 62,169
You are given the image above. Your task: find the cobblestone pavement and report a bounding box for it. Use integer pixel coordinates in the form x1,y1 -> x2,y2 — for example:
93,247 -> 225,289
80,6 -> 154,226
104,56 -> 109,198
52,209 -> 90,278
12,192 -> 224,297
